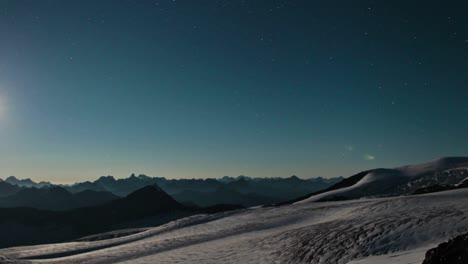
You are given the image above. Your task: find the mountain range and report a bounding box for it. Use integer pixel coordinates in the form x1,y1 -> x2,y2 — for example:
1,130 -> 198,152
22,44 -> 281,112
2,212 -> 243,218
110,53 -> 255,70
0,183 -> 242,248
1,156 -> 468,258
0,174 -> 342,208
2,157 -> 468,263
3,176 -> 52,188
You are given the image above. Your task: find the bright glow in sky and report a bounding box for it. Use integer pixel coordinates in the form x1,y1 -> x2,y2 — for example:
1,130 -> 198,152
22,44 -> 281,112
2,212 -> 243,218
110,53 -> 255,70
0,1 -> 466,183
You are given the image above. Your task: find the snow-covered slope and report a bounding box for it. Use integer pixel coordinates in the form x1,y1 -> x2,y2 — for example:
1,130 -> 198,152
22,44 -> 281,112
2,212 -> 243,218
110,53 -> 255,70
2,188 -> 468,264
396,157 -> 468,176
297,157 -> 468,203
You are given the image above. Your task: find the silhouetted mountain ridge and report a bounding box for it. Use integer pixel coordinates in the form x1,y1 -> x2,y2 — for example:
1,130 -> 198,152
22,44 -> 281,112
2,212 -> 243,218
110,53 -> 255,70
5,176 -> 52,188
0,183 -> 241,248
0,174 -> 341,208
0,185 -> 119,211
61,175 -> 343,207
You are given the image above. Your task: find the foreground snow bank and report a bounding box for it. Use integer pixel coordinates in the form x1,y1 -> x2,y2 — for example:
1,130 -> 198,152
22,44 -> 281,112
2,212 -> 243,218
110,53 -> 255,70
2,189 -> 468,264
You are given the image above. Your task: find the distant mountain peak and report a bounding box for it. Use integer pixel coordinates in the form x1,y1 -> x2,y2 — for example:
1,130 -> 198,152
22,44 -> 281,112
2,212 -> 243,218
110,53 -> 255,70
6,176 -> 18,181
97,175 -> 116,182
124,184 -> 179,208
5,176 -> 38,187
137,174 -> 151,180
289,175 -> 300,180
237,175 -> 251,180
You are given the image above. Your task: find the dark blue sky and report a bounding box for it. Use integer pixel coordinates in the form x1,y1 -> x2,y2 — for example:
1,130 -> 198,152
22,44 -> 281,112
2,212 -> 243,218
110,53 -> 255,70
0,0 -> 467,183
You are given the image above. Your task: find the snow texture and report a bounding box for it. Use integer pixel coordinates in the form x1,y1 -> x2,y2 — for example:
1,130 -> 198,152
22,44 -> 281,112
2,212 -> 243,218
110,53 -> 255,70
1,187 -> 468,264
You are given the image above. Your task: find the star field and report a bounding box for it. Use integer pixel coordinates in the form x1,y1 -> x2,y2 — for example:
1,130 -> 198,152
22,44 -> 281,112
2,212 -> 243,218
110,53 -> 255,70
0,0 -> 466,183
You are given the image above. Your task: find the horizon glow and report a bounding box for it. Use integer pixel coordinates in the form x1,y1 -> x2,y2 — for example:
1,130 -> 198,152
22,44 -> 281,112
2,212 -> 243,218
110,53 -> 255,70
0,1 -> 466,183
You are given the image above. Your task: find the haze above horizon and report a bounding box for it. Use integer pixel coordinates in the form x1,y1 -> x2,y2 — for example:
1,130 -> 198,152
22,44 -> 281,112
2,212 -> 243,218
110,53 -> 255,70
0,1 -> 466,183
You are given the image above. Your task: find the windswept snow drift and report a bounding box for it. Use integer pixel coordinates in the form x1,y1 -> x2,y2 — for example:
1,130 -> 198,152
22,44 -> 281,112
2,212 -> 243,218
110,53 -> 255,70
2,188 -> 468,264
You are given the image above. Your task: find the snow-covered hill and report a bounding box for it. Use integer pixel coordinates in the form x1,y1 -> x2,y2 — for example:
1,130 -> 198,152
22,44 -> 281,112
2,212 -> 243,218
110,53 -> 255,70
296,157 -> 468,203
2,187 -> 468,264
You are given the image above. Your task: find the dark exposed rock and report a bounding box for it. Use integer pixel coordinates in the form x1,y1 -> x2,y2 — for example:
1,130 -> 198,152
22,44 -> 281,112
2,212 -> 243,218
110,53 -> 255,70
423,232 -> 468,264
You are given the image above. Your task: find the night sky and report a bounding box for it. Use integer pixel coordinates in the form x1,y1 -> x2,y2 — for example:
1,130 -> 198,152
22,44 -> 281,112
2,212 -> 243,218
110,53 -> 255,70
0,0 -> 467,183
